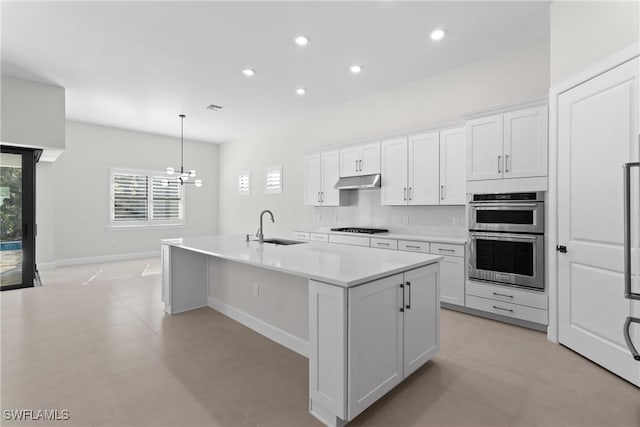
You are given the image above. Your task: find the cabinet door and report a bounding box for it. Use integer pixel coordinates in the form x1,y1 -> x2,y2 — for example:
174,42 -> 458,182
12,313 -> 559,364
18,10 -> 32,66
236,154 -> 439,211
381,137 -> 408,206
408,131 -> 440,205
438,255 -> 465,306
360,142 -> 381,175
321,150 -> 341,206
304,153 -> 322,206
339,146 -> 360,177
439,127 -> 466,205
503,105 -> 548,179
466,114 -> 504,181
403,264 -> 440,377
348,274 -> 404,420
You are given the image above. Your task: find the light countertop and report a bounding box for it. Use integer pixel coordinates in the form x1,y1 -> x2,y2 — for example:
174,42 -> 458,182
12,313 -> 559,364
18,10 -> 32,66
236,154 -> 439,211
162,234 -> 442,288
295,227 -> 468,245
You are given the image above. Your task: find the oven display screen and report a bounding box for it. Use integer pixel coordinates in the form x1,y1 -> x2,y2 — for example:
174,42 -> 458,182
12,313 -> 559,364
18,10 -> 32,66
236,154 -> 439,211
476,239 -> 534,276
476,210 -> 534,225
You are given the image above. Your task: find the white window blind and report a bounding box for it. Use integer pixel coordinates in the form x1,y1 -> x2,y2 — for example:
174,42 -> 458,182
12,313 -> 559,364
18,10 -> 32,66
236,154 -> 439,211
265,165 -> 282,194
238,170 -> 251,194
110,168 -> 184,227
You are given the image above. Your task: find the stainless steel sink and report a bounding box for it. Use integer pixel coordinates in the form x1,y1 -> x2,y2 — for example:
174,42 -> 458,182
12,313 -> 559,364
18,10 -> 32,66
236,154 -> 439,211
262,238 -> 306,246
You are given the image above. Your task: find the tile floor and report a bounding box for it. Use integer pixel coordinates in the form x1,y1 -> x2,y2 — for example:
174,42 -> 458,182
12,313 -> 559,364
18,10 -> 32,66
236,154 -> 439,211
1,258 -> 638,427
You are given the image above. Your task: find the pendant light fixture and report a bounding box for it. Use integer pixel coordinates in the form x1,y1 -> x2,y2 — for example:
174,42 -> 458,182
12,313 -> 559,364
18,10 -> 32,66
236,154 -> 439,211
165,114 -> 203,187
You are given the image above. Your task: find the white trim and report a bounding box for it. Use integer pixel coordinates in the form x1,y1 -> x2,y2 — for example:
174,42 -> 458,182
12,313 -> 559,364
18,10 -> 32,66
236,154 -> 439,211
547,42 -> 640,344
462,95 -> 549,120
40,250 -> 160,269
208,295 -> 309,357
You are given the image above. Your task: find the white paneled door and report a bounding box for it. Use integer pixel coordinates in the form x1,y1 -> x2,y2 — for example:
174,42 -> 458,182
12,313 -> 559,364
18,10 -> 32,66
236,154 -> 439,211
557,56 -> 640,387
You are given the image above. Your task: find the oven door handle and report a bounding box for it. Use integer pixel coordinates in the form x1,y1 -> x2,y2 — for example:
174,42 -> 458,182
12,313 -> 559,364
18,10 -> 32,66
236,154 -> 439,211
472,203 -> 539,209
469,233 -> 540,241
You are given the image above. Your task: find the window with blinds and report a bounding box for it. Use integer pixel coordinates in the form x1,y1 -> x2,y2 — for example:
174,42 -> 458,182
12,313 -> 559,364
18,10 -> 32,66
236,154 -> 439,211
238,170 -> 251,194
265,165 -> 282,194
110,168 -> 184,227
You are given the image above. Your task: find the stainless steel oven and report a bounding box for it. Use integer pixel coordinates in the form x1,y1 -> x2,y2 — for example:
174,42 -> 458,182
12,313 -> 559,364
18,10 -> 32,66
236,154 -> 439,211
468,192 -> 545,291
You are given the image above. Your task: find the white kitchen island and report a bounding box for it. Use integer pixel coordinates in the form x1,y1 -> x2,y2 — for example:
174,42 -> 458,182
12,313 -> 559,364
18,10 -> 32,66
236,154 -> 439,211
161,235 -> 442,426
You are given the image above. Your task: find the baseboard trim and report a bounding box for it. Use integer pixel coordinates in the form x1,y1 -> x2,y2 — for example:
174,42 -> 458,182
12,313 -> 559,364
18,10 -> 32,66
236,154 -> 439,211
208,296 -> 309,358
40,251 -> 160,269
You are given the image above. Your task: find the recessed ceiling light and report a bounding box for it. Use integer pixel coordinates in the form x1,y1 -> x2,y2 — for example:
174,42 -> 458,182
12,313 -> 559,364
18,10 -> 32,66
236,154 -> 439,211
206,104 -> 223,111
242,68 -> 255,77
350,65 -> 362,74
296,88 -> 306,95
430,29 -> 445,41
294,36 -> 309,46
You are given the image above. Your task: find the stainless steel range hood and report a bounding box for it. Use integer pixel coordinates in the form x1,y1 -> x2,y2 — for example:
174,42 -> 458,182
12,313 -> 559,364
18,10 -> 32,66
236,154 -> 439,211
334,174 -> 381,190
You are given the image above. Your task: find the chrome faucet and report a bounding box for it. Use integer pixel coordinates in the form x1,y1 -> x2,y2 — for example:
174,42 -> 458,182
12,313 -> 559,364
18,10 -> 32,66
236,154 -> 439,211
257,210 -> 275,243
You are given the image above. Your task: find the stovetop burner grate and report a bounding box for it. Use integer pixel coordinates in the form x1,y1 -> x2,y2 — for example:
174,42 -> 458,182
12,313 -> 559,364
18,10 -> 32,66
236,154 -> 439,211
330,227 -> 389,234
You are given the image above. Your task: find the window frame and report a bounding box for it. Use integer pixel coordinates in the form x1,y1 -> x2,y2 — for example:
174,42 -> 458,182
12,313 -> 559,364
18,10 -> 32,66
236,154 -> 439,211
109,167 -> 186,229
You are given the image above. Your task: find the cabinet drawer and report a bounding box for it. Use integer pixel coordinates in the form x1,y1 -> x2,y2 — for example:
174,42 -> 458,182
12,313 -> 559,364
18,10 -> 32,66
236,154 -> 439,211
466,281 -> 548,309
430,242 -> 464,258
293,231 -> 310,240
370,238 -> 398,250
465,295 -> 548,325
329,234 -> 370,247
398,240 -> 430,253
310,233 -> 329,243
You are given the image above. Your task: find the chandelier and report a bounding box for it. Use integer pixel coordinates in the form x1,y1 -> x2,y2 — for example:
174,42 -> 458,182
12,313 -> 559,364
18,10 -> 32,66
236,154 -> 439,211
165,114 -> 203,187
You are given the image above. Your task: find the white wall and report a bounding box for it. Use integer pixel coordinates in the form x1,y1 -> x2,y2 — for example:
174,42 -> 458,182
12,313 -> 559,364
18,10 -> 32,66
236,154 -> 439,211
218,42 -> 550,237
1,75 -> 65,160
36,121 -> 219,265
550,1 -> 639,85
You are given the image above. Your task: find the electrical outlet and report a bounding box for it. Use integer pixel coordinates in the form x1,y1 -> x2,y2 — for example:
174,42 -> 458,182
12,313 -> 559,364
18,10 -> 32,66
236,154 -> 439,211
253,283 -> 260,296
402,215 -> 409,225
315,214 -> 322,222
452,216 -> 460,226
332,214 -> 338,222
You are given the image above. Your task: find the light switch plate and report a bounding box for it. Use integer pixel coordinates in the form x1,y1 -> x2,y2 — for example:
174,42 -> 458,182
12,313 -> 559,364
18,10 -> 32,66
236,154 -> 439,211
402,216 -> 409,225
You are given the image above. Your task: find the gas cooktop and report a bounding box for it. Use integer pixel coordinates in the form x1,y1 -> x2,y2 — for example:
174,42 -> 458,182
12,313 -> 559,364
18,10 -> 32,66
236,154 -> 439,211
330,227 -> 389,234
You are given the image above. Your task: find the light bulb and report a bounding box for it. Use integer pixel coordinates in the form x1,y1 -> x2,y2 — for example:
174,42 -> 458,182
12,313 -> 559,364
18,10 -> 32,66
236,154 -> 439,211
181,172 -> 189,181
166,167 -> 175,175
189,170 -> 197,177
350,65 -> 362,74
195,179 -> 203,187
161,179 -> 169,187
430,29 -> 445,41
294,36 -> 309,46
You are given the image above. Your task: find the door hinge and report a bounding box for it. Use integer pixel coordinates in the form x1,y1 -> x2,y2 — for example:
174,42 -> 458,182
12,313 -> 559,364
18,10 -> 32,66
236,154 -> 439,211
556,245 -> 567,253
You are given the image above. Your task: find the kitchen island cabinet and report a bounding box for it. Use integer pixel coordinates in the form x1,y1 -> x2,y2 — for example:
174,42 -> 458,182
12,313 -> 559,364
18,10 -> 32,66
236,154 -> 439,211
161,235 -> 441,426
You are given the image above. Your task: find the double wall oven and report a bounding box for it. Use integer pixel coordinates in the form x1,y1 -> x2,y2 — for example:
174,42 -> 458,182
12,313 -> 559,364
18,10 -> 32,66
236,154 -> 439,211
468,192 -> 545,291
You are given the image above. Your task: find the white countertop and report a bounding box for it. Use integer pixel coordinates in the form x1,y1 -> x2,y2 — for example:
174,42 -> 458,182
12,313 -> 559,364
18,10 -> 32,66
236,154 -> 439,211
162,234 -> 442,288
295,227 -> 468,245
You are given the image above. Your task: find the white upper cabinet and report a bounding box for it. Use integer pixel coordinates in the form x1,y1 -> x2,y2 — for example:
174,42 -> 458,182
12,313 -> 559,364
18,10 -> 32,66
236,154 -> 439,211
503,105 -> 548,179
305,149 -> 343,206
339,142 -> 381,177
466,115 -> 504,181
381,137 -> 408,205
382,129 -> 465,206
466,104 -> 548,182
408,132 -> 440,205
439,127 -> 466,205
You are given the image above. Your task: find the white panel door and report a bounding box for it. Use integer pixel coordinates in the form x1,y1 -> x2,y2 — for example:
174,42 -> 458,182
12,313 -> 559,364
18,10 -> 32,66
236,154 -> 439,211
348,274 -> 403,420
381,137 -> 408,206
305,153 -> 322,206
466,114 -> 504,181
403,264 -> 440,377
321,150 -> 340,206
504,105 -> 548,179
408,132 -> 440,205
360,142 -> 381,175
439,127 -> 466,205
558,57 -> 640,387
439,255 -> 465,306
339,146 -> 360,177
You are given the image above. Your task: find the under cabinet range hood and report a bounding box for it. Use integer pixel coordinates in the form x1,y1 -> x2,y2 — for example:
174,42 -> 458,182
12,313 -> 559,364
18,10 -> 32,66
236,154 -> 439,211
334,174 -> 381,190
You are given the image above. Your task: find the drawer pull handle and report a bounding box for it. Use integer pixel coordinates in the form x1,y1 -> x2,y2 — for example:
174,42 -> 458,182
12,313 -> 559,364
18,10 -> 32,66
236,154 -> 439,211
493,305 -> 514,313
493,292 -> 514,299
377,242 -> 390,246
406,245 -> 421,249
438,248 -> 455,253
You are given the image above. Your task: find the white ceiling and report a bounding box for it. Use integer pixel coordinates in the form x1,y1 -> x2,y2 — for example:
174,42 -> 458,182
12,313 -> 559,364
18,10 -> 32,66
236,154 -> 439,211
1,1 -> 549,144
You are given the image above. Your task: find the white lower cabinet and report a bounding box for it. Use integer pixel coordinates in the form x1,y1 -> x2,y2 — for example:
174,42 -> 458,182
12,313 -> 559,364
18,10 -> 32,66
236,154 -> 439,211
309,263 -> 440,425
465,280 -> 548,325
437,255 -> 465,306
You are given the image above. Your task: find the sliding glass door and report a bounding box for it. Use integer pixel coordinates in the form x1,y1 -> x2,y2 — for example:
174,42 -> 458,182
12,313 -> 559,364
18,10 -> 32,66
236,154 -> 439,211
0,146 -> 38,290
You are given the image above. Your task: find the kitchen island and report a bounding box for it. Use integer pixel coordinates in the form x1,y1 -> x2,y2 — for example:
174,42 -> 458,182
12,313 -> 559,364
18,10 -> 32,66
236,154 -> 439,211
161,235 -> 442,426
